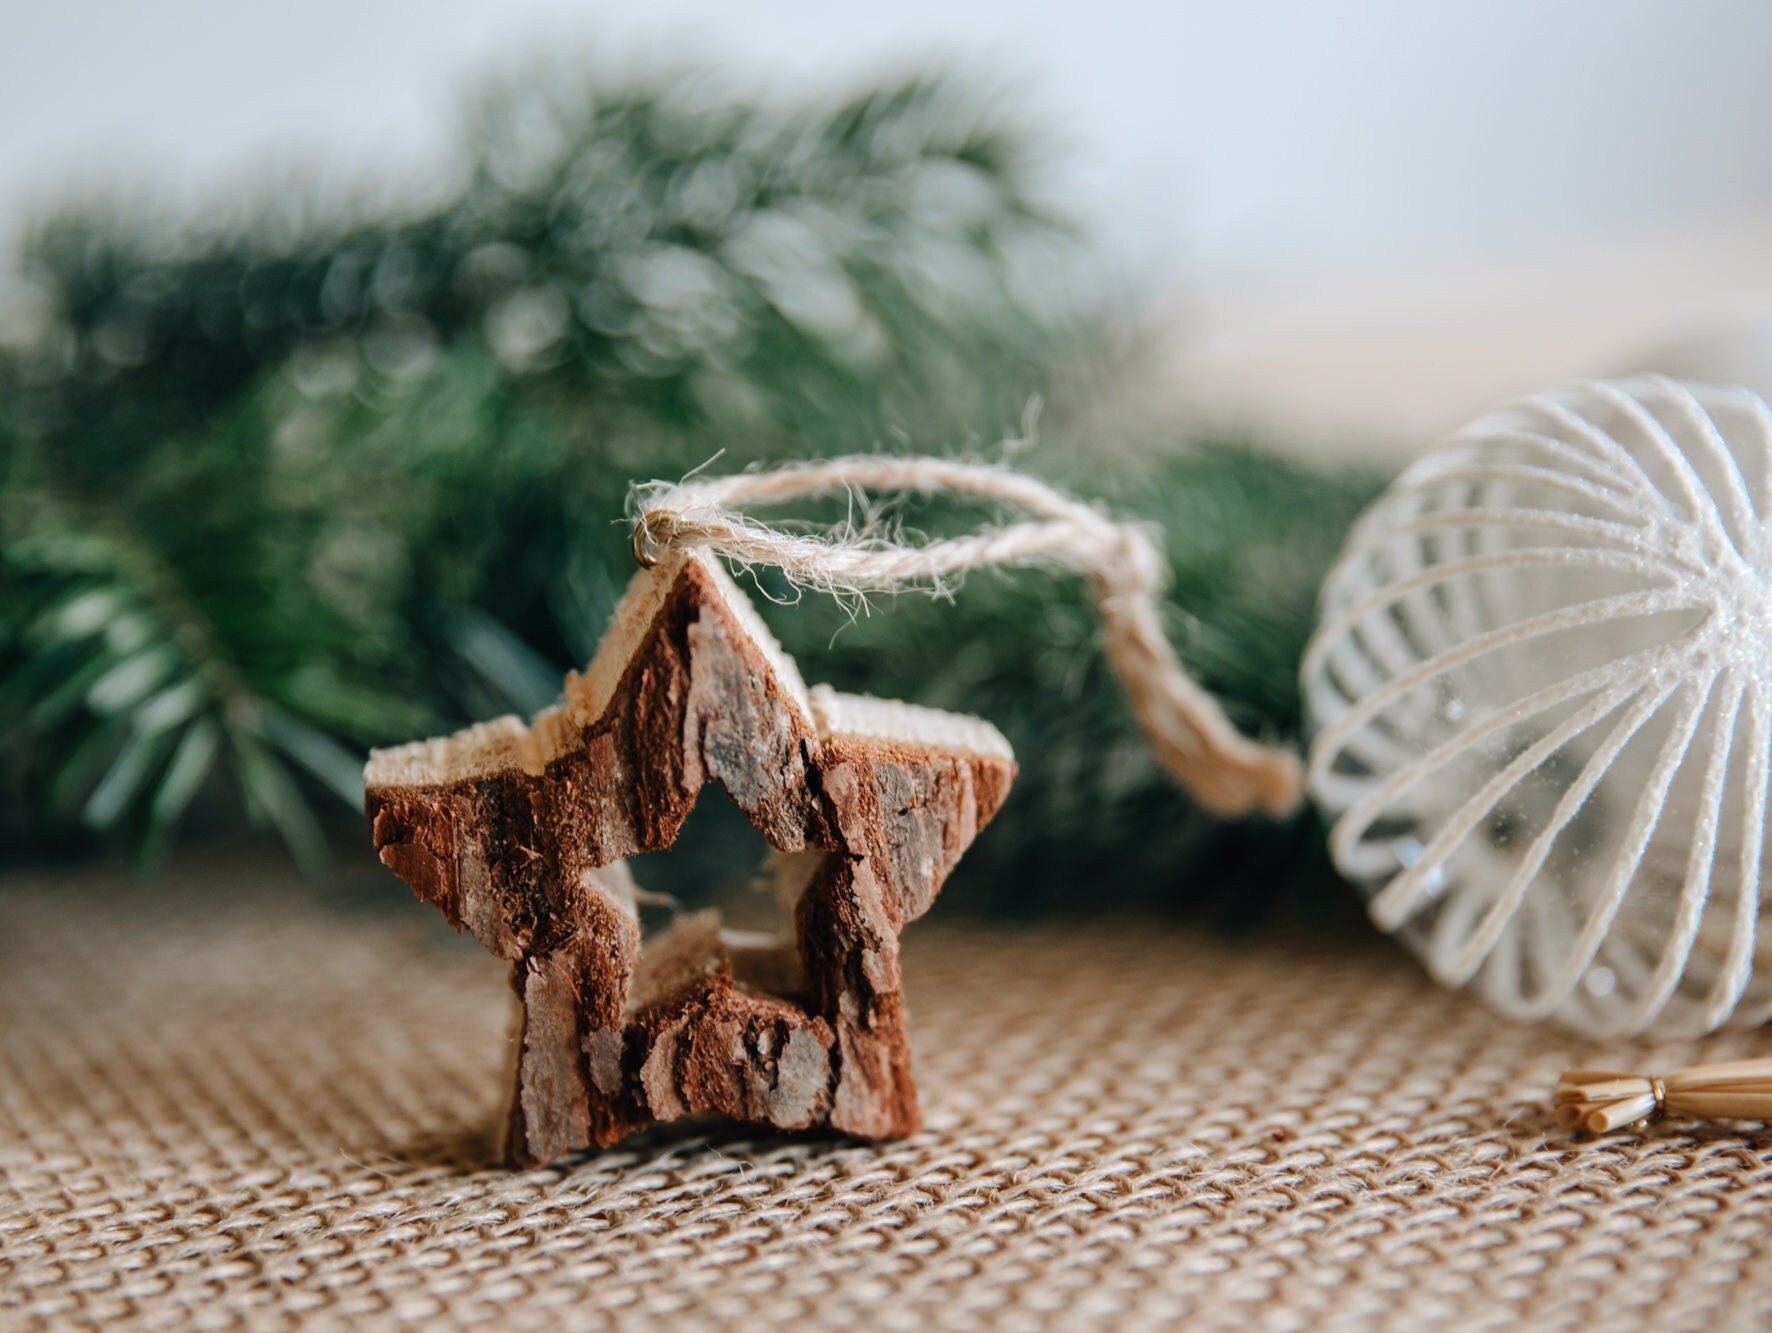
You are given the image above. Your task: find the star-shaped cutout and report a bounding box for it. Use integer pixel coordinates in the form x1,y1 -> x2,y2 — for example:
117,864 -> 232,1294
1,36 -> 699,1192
367,550 -> 1016,1164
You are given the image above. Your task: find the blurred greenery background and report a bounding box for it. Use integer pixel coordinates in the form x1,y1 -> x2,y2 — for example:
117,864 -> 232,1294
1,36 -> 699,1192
0,64 -> 1380,918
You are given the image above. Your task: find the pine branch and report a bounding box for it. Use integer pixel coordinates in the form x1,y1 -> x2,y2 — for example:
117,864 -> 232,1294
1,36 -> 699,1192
0,61 -> 1381,916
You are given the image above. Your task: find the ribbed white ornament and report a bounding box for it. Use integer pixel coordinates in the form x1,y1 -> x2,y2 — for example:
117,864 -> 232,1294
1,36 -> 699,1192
1304,377 -> 1772,1036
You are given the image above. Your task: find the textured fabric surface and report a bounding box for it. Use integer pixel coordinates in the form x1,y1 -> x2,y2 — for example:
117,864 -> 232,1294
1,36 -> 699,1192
4,850 -> 1772,1330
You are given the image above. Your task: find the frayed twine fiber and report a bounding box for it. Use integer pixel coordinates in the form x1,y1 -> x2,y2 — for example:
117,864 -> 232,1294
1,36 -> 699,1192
630,455 -> 1302,818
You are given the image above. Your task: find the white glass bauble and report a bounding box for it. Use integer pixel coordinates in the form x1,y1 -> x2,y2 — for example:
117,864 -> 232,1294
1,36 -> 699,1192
1304,377 -> 1772,1036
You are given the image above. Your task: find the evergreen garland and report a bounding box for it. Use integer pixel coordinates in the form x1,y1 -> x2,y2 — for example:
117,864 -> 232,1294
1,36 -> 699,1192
0,64 -> 1381,913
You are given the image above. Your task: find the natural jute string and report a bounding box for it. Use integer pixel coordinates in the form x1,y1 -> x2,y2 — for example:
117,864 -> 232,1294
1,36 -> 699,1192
1555,1058 -> 1772,1133
630,455 -> 1302,818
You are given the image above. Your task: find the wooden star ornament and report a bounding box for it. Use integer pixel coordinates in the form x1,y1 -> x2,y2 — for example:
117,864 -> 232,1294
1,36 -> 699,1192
365,549 -> 1016,1165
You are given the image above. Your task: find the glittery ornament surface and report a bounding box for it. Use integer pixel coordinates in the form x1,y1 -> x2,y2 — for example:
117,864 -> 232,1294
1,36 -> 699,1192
1306,377 -> 1772,1036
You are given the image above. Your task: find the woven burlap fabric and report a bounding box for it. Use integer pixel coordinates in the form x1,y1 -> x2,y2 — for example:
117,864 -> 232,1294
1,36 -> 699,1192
4,851 -> 1772,1330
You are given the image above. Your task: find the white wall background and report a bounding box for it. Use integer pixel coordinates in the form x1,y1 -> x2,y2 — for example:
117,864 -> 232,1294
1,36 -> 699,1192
7,0 -> 1772,450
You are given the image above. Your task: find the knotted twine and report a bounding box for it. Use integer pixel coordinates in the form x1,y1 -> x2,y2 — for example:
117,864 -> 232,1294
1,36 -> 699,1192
629,455 -> 1302,818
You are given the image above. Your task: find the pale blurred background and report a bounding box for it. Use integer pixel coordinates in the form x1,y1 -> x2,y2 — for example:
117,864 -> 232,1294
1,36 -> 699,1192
7,0 -> 1772,456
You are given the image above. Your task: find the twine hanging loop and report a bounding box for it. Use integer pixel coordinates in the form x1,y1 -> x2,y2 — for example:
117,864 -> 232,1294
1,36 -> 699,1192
630,455 -> 1302,818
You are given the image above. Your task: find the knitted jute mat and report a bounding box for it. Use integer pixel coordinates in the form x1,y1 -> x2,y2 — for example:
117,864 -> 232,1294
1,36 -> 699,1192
4,849 -> 1772,1331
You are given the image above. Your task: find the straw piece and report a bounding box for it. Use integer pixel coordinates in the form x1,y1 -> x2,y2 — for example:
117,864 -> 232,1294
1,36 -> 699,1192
1555,1057 -> 1772,1134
